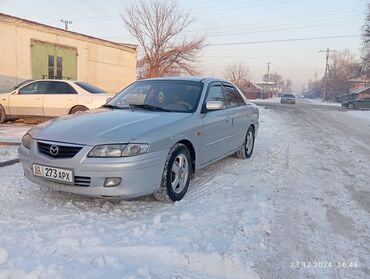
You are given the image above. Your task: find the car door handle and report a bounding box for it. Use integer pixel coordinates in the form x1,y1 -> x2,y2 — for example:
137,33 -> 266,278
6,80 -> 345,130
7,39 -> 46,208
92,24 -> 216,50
35,98 -> 41,100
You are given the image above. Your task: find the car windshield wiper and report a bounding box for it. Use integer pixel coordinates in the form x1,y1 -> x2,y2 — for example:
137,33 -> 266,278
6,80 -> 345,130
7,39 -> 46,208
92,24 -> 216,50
101,104 -> 125,109
128,103 -> 171,112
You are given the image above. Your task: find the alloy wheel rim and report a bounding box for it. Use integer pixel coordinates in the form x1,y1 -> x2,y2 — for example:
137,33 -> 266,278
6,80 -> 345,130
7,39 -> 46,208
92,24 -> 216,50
171,154 -> 189,194
245,131 -> 254,155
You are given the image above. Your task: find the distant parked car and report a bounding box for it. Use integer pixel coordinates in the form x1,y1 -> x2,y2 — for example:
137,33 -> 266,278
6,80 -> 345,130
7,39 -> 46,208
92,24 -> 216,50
280,93 -> 296,104
18,77 -> 259,202
342,98 -> 370,109
0,80 -> 113,123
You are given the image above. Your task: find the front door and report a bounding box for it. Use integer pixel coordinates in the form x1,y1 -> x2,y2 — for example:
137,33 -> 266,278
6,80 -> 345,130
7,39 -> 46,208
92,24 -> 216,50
201,82 -> 233,164
9,81 -> 47,116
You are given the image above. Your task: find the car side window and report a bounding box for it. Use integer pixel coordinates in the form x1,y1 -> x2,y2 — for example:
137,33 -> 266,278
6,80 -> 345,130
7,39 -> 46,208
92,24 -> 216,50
205,85 -> 225,104
19,82 -> 48,94
46,81 -> 77,94
223,85 -> 245,108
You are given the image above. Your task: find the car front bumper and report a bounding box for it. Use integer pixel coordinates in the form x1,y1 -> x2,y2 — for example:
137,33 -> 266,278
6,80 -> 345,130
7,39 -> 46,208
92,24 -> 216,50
18,141 -> 168,198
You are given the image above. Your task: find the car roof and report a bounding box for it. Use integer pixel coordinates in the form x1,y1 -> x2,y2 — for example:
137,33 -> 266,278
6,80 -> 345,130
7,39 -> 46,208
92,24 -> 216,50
141,76 -> 230,83
32,79 -> 77,83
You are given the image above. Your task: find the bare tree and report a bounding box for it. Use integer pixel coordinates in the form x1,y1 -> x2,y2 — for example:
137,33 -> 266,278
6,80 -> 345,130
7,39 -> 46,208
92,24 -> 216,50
326,49 -> 361,99
361,3 -> 370,77
224,61 -> 250,90
123,0 -> 205,78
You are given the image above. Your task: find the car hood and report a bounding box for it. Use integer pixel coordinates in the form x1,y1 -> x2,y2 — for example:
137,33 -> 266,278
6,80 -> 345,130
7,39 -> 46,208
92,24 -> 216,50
33,108 -> 190,145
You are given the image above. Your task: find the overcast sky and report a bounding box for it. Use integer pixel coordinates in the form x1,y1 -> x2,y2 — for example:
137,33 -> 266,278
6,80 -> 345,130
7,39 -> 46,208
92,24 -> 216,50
1,0 -> 368,91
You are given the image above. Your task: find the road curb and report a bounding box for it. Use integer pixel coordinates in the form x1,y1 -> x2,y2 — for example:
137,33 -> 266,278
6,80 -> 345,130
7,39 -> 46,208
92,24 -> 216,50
0,159 -> 19,167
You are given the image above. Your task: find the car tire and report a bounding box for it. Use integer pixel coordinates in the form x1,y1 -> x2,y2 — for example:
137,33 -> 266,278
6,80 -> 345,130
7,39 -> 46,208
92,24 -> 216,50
347,103 -> 355,109
0,105 -> 6,123
154,143 -> 192,202
70,106 -> 88,114
236,126 -> 255,159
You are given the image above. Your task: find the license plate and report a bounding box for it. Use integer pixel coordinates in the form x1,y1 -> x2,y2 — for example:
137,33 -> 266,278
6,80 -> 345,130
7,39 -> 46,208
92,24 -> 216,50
33,164 -> 74,184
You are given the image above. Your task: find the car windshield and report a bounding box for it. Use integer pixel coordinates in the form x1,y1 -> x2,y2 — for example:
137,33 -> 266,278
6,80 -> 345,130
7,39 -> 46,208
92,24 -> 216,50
75,82 -> 106,93
283,94 -> 295,98
107,80 -> 204,113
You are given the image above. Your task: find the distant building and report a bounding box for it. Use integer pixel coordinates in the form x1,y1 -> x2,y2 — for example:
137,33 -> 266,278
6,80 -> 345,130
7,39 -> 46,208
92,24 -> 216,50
0,13 -> 137,93
348,77 -> 369,93
240,81 -> 258,99
348,85 -> 370,99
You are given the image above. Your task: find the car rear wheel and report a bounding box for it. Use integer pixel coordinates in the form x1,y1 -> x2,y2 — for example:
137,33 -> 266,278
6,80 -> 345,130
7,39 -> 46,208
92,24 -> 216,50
0,105 -> 6,123
70,105 -> 88,114
347,103 -> 355,109
154,143 -> 191,202
236,126 -> 255,159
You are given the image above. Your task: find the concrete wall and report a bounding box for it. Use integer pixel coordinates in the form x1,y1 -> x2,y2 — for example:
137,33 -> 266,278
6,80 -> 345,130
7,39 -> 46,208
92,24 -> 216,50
0,15 -> 137,93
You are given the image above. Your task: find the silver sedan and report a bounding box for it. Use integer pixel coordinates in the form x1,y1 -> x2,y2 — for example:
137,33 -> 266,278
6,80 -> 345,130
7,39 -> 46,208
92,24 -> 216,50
18,77 -> 259,202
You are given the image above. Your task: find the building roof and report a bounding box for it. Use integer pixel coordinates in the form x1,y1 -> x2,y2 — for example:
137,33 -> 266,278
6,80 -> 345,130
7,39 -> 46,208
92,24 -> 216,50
0,13 -> 138,52
352,85 -> 370,94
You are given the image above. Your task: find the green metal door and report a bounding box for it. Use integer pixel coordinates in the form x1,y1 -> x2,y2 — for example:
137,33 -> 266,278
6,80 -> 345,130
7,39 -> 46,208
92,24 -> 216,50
31,40 -> 77,80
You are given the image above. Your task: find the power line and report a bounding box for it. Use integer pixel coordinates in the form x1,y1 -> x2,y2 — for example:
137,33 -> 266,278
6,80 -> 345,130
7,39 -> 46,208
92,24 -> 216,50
206,35 -> 361,46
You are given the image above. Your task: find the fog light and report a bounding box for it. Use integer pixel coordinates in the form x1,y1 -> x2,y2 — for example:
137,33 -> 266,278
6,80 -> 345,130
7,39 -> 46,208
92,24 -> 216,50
104,177 -> 122,187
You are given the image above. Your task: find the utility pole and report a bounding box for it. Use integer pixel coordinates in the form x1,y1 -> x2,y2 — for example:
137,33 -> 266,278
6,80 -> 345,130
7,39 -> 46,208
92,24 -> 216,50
261,62 -> 271,99
319,48 -> 336,101
60,19 -> 72,30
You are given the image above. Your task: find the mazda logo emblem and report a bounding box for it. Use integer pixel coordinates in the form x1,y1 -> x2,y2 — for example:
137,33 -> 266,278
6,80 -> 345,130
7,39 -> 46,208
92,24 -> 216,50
49,145 -> 59,156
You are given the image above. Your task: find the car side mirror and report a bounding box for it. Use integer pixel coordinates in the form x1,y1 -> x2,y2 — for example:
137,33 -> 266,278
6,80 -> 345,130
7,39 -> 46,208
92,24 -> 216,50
205,101 -> 224,111
12,89 -> 20,95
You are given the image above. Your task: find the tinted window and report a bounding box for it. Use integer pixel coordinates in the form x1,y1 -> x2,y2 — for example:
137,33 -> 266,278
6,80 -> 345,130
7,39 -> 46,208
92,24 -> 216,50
110,80 -> 203,113
223,85 -> 245,108
283,94 -> 295,98
19,81 -> 48,94
46,81 -> 77,94
75,82 -> 106,93
205,85 -> 225,103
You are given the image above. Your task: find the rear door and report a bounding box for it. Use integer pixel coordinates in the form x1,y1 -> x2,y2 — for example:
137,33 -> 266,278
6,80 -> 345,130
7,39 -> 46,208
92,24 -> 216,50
9,81 -> 46,116
201,82 -> 233,164
42,81 -> 78,116
222,83 -> 249,151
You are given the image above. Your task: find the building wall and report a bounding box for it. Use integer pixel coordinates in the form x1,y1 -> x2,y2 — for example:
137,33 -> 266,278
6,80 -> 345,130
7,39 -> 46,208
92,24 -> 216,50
0,16 -> 137,93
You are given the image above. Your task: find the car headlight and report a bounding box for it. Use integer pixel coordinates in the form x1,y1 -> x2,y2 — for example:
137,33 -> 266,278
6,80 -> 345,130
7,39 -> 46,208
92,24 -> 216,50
21,133 -> 32,149
88,143 -> 149,157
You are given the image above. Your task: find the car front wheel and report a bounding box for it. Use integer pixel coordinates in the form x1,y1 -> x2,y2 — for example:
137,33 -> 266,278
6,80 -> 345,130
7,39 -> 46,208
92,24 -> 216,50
154,143 -> 191,202
236,126 -> 255,159
347,103 -> 355,109
0,105 -> 6,123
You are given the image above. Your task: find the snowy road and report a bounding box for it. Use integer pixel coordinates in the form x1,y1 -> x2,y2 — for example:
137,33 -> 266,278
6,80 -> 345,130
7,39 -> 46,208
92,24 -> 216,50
0,104 -> 369,278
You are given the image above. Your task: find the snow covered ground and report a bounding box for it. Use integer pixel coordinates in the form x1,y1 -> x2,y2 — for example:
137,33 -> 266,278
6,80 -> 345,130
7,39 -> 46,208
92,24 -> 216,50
0,122 -> 32,163
301,98 -> 341,107
345,110 -> 370,122
0,106 -> 369,278
0,123 -> 32,143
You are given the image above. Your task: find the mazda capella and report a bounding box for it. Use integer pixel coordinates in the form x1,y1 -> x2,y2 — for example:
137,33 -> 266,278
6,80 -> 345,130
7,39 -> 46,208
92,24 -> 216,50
19,77 -> 259,202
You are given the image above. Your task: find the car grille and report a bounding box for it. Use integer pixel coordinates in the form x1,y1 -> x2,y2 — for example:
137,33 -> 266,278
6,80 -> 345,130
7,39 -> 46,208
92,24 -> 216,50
37,141 -> 83,159
74,176 -> 91,187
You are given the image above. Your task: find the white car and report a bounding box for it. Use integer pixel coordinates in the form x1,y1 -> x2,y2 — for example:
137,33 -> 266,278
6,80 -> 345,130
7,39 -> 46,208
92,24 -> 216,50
0,79 -> 114,123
